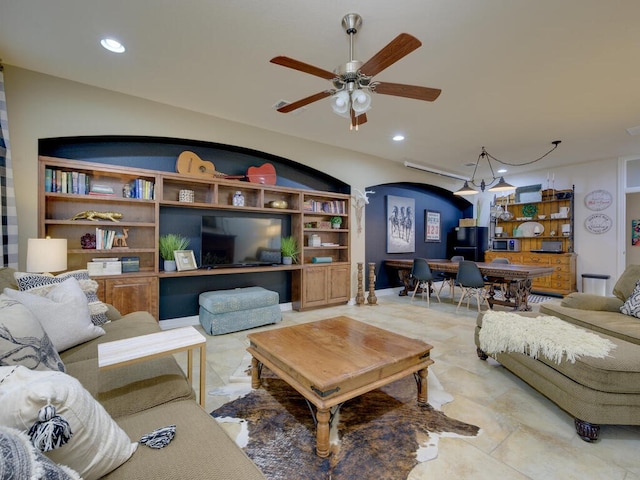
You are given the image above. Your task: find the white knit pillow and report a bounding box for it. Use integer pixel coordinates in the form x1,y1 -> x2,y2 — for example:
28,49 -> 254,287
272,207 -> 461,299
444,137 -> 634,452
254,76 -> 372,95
4,277 -> 105,352
0,366 -> 137,480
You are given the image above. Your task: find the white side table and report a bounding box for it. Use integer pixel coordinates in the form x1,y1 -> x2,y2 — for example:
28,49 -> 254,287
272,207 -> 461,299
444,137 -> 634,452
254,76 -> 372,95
98,326 -> 207,406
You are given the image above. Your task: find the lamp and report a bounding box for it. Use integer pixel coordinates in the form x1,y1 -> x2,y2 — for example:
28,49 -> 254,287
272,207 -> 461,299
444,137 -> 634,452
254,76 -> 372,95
453,141 -> 562,196
26,237 -> 67,273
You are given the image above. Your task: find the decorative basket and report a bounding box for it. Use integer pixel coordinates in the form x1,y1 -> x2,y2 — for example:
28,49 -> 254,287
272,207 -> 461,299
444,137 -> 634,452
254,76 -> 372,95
178,189 -> 195,203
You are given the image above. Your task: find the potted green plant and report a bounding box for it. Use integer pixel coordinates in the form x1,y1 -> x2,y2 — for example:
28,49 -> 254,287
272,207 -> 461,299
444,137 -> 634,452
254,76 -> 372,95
330,216 -> 343,229
159,233 -> 190,271
280,236 -> 299,265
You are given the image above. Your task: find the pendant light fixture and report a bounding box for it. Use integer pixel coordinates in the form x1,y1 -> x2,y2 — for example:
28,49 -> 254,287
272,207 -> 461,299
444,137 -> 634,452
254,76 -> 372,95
453,141 -> 562,196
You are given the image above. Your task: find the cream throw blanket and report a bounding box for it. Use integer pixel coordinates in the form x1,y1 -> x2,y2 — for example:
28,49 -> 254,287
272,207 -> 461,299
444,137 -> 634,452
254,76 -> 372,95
479,311 -> 616,364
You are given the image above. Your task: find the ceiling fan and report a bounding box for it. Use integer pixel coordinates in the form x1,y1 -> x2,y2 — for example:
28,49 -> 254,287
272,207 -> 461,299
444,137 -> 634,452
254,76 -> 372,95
270,13 -> 441,130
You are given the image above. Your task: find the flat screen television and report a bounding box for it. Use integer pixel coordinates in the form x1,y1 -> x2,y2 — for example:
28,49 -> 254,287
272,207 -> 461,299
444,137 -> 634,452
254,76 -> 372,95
201,215 -> 282,267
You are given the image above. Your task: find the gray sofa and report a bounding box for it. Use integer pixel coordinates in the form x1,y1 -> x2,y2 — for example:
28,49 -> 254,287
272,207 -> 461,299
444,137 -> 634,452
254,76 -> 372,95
475,265 -> 640,441
0,267 -> 266,479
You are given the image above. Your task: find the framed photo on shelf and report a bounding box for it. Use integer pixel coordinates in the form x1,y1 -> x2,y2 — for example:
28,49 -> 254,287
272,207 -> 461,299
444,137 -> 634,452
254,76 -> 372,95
175,250 -> 197,271
425,210 -> 441,242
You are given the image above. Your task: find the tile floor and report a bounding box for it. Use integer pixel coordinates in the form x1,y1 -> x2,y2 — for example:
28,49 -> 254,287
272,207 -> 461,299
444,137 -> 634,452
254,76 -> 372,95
171,289 -> 640,480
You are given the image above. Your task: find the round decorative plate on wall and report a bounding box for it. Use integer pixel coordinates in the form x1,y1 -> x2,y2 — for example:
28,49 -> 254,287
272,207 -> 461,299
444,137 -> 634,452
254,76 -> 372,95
584,213 -> 613,234
584,190 -> 612,211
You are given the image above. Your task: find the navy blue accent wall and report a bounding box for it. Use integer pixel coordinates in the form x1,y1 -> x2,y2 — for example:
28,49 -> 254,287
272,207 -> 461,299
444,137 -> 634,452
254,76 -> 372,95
39,136 -> 350,193
365,183 -> 473,290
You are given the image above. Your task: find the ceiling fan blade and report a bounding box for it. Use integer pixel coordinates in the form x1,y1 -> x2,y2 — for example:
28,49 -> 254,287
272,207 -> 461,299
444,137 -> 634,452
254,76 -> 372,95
277,91 -> 333,113
373,82 -> 441,102
359,33 -> 422,77
270,56 -> 336,80
350,110 -> 368,127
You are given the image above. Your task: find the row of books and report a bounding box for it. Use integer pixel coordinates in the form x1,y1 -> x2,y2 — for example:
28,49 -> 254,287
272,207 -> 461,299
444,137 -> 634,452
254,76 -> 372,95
45,169 -> 91,194
130,178 -> 155,200
303,199 -> 347,214
45,168 -> 155,199
95,228 -> 122,250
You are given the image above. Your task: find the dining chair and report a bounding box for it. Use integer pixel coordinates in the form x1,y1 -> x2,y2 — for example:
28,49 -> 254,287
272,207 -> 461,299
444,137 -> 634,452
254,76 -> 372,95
410,258 -> 441,306
437,255 -> 464,302
456,260 -> 489,312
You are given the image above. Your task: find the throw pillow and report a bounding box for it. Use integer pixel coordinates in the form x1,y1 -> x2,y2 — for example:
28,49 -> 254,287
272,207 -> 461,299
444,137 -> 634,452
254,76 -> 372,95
257,247 -> 282,264
620,280 -> 640,318
612,264 -> 640,302
0,425 -> 82,480
4,277 -> 105,352
0,365 -> 137,480
0,294 -> 65,372
14,269 -> 109,326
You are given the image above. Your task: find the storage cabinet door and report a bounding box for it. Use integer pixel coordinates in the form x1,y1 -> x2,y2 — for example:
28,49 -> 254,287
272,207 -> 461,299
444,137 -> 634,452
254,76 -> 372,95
328,265 -> 350,303
302,267 -> 329,308
104,276 -> 158,319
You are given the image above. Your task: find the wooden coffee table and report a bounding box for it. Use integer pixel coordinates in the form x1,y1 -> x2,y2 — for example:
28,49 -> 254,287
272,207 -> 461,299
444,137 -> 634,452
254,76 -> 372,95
247,316 -> 434,457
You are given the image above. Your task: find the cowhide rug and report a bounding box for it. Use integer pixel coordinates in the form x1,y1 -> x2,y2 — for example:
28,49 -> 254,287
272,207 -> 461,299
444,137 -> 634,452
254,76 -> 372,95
211,369 -> 479,480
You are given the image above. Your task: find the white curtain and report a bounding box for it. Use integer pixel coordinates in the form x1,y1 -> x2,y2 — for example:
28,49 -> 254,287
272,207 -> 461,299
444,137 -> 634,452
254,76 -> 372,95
0,65 -> 19,268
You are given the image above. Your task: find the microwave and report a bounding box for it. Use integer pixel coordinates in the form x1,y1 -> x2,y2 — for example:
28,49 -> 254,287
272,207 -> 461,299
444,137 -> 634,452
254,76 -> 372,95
492,239 -> 521,252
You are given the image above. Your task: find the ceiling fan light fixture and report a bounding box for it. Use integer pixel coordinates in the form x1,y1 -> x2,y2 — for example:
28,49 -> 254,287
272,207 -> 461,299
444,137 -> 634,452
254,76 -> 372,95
351,89 -> 372,114
331,90 -> 350,115
270,13 -> 441,129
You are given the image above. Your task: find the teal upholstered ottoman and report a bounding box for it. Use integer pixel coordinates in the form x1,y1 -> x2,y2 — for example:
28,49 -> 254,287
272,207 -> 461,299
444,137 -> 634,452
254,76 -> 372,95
199,287 -> 281,335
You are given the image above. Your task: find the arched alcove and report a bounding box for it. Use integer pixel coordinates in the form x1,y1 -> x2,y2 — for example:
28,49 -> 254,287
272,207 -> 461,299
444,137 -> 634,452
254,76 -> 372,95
364,182 -> 473,289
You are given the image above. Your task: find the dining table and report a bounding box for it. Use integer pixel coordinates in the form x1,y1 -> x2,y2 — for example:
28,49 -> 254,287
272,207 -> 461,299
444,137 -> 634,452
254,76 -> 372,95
384,258 -> 555,311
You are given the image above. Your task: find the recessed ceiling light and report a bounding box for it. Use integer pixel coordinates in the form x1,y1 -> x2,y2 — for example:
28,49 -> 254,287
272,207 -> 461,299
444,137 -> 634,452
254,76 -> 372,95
100,38 -> 125,53
392,135 -> 405,142
497,168 -> 508,173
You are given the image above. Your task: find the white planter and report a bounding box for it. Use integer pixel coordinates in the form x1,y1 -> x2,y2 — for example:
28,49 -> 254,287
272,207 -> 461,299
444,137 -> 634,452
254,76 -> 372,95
164,259 -> 177,272
282,256 -> 293,265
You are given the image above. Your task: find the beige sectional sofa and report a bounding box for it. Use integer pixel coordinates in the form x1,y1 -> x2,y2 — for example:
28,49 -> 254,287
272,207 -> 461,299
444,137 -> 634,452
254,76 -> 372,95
0,267 -> 265,479
475,265 -> 640,442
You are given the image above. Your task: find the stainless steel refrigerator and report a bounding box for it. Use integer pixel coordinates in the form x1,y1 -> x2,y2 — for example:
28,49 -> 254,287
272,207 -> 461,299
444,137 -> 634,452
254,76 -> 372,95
447,226 -> 489,262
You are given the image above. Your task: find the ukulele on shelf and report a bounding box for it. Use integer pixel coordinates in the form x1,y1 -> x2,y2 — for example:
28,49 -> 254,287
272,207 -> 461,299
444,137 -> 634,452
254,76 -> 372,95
175,151 -> 277,185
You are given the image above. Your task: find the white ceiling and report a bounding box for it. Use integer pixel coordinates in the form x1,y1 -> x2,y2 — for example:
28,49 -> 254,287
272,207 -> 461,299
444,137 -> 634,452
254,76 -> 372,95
2,0 -> 640,179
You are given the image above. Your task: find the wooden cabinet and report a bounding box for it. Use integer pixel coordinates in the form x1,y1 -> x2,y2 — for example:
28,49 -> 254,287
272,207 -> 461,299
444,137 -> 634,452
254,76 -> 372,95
38,156 -> 351,318
297,264 -> 351,310
485,251 -> 577,296
96,275 -> 158,318
492,187 -> 575,253
296,192 -> 351,309
488,186 -> 577,296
